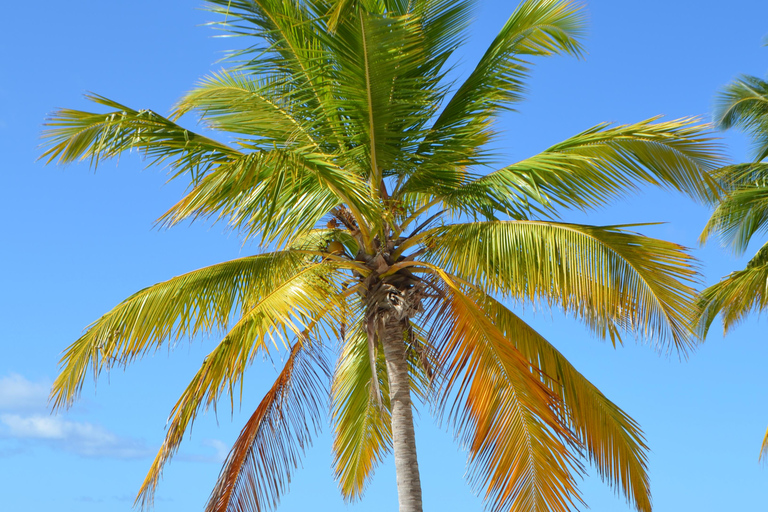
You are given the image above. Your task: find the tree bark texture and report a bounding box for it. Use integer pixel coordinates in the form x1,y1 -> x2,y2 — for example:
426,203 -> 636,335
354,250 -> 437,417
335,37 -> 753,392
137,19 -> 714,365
380,319 -> 424,512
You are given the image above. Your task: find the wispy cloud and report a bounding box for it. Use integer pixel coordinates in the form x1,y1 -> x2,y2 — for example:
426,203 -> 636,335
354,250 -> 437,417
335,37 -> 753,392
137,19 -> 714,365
0,413 -> 151,458
0,374 -> 49,410
75,496 -> 104,503
0,414 -> 151,458
0,373 -> 228,463
203,438 -> 229,463
0,373 -> 150,459
177,438 -> 230,464
78,493 -> 173,504
113,493 -> 173,503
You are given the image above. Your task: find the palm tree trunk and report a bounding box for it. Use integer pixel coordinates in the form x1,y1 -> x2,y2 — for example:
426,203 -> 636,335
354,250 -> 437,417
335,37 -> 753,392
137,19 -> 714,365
380,319 -> 424,512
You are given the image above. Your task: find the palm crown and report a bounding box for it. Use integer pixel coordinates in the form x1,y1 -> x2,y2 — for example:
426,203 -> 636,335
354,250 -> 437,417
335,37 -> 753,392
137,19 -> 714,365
698,70 -> 768,460
42,1 -> 722,511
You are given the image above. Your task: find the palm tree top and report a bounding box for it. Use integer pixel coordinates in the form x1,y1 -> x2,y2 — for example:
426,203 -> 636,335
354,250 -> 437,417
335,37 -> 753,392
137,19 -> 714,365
41,1 -> 723,512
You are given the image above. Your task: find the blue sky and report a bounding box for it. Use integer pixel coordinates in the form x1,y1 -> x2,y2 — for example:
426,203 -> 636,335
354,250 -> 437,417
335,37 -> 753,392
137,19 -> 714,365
2,1 -> 767,511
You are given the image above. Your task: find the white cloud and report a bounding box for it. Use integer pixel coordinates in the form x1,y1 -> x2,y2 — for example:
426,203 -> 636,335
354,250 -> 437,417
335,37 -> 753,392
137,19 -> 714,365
0,413 -> 151,458
75,496 -> 104,503
0,373 -> 152,459
202,438 -> 229,463
1,414 -> 66,438
176,438 -> 230,464
0,374 -> 49,410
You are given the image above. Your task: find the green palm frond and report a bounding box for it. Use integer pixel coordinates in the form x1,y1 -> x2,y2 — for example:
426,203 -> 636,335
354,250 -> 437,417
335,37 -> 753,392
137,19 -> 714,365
325,0 -> 357,32
714,74 -> 768,161
709,163 -> 768,188
406,118 -> 721,218
136,263 -> 344,507
41,94 -> 237,181
206,0 -> 345,145
204,339 -> 330,512
697,240 -> 768,336
700,164 -> 768,253
331,315 -> 433,500
331,321 -> 393,500
423,266 -> 583,512
411,0 -> 473,61
50,251 -> 314,410
329,6 -> 438,186
420,221 -> 700,352
157,148 -> 378,248
288,227 -> 360,254
700,184 -> 768,254
416,0 -> 586,169
475,293 -> 651,512
172,72 -> 323,150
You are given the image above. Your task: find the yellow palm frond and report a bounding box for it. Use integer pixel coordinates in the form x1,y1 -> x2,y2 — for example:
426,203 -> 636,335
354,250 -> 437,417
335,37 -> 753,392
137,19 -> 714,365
331,322 -> 392,500
135,264 -> 345,507
421,265 -> 583,512
207,0 -> 348,147
50,251 -> 312,410
421,220 -> 700,353
40,93 -> 238,180
405,118 -> 721,219
697,241 -> 768,336
172,71 -> 322,150
475,292 -> 651,512
157,148 -> 378,248
331,316 -> 433,499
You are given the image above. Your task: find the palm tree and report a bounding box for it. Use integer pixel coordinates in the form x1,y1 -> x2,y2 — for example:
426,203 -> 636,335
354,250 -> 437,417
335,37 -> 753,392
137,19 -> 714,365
41,1 -> 722,511
698,71 -> 768,461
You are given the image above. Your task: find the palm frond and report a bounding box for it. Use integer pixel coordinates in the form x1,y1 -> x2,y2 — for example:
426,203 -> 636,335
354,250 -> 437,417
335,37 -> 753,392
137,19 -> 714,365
700,183 -> 768,254
423,265 -> 583,512
206,0 -> 346,146
407,118 -> 721,218
415,0 -> 585,169
331,315 -> 433,500
288,227 -> 360,255
49,251 -> 313,410
329,6 -> 438,186
475,292 -> 651,512
412,0 -> 473,63
172,71 -> 323,151
714,74 -> 768,161
709,163 -> 768,188
325,0 -> 357,32
157,148 -> 379,247
204,338 -> 330,512
331,321 -> 392,500
700,163 -> 768,252
697,240 -> 768,336
41,94 -> 237,182
135,263 -> 344,507
421,221 -> 700,353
